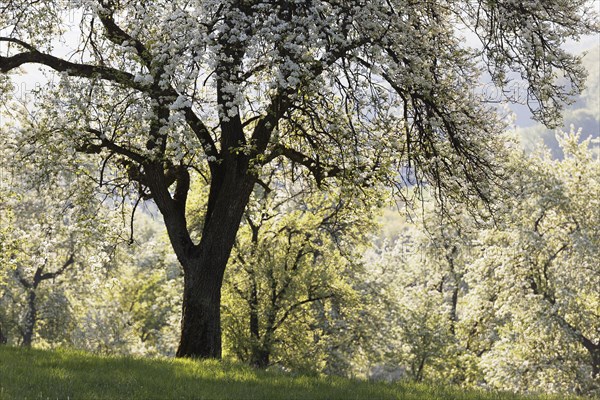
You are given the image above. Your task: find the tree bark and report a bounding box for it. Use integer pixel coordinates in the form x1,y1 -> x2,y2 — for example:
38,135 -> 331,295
0,322 -> 7,344
249,279 -> 271,368
174,163 -> 256,358
177,262 -> 224,358
22,289 -> 37,347
250,345 -> 270,369
581,337 -> 600,380
591,348 -> 600,379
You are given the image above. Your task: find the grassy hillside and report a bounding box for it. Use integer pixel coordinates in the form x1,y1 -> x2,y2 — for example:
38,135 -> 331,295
0,346 -> 582,400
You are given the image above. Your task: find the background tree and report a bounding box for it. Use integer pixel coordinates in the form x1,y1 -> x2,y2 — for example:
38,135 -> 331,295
361,203 -> 477,384
368,129 -> 599,395
68,216 -> 181,356
474,130 -> 600,394
0,103 -> 179,353
215,161 -> 379,370
1,0 -> 596,358
0,114 -> 114,347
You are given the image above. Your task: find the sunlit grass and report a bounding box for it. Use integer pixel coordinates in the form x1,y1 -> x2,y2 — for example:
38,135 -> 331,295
0,346 -> 584,399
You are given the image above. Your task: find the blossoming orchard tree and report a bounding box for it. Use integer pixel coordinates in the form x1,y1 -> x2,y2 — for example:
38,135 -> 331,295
0,0 -> 597,358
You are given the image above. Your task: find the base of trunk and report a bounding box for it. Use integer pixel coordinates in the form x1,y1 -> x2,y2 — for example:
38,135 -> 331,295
250,347 -> 270,368
176,271 -> 222,359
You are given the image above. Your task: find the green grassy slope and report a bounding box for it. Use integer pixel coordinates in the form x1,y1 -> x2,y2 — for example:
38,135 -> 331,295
0,346 -> 578,400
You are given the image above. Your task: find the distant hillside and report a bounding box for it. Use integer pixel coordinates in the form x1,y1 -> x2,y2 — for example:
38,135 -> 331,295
517,44 -> 600,158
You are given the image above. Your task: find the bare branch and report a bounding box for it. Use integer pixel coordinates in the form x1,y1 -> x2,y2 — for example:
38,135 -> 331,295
0,42 -> 142,90
274,294 -> 334,330
263,144 -> 340,186
0,37 -> 36,52
39,254 -> 74,281
79,128 -> 147,164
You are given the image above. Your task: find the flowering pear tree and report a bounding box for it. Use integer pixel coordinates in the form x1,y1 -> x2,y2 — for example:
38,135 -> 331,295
0,115 -> 114,347
369,130 -> 599,394
67,217 -> 181,356
473,130 -> 600,393
0,0 -> 596,358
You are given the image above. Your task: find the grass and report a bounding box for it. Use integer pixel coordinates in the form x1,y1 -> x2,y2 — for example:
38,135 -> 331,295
0,346 -> 584,400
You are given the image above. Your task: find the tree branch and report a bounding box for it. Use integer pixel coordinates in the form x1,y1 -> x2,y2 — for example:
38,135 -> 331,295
95,3 -> 220,165
0,42 -> 142,90
14,267 -> 31,289
95,4 -> 153,69
274,294 -> 334,331
263,144 -> 341,186
249,37 -> 369,159
182,107 -> 219,161
78,128 -> 147,164
39,254 -> 74,281
0,37 -> 36,52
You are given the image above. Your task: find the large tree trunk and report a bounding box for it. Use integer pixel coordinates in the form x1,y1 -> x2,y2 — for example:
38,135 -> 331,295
176,262 -> 224,358
582,338 -> 600,379
174,164 -> 255,358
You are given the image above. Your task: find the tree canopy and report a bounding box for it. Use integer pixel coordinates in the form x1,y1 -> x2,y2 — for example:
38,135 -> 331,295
0,0 -> 597,358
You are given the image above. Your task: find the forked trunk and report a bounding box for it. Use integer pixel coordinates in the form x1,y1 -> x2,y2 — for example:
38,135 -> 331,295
174,166 -> 255,358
